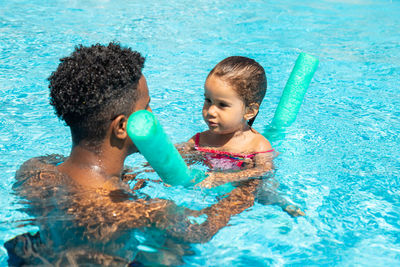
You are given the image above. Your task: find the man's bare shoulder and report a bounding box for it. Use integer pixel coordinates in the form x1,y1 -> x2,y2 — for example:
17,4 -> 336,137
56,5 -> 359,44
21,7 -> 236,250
19,154 -> 64,169
15,154 -> 66,188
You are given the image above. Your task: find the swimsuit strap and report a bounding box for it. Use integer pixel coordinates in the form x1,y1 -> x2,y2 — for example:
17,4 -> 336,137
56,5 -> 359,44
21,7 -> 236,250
194,133 -> 200,148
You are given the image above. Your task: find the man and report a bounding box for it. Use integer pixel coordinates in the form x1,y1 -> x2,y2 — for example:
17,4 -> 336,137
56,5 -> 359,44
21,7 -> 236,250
5,43 -> 259,266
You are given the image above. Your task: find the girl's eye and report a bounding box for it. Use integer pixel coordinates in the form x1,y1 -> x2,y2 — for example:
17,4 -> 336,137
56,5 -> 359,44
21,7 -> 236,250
204,98 -> 211,103
219,102 -> 229,108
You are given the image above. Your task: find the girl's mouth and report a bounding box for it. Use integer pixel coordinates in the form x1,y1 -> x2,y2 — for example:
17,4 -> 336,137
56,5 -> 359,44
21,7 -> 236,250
207,121 -> 218,127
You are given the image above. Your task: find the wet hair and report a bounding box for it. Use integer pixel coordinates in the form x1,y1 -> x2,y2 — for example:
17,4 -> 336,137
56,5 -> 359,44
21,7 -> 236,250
207,56 -> 267,126
48,42 -> 145,147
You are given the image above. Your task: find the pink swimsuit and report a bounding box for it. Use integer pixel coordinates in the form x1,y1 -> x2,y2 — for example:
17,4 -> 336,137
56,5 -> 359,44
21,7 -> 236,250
194,133 -> 274,171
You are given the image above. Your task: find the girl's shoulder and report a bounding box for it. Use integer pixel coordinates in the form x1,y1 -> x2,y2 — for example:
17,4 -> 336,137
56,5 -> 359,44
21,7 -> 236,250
248,129 -> 272,153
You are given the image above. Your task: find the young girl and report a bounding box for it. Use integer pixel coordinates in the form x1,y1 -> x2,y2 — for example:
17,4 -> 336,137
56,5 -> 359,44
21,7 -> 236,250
184,56 -> 304,217
187,56 -> 275,188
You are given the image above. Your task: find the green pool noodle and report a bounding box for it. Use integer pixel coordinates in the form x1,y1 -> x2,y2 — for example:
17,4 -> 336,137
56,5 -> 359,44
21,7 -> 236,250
271,52 -> 319,128
127,110 -> 193,186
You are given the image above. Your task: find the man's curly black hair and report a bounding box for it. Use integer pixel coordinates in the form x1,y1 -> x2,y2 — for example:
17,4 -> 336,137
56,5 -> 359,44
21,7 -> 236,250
48,42 -> 145,147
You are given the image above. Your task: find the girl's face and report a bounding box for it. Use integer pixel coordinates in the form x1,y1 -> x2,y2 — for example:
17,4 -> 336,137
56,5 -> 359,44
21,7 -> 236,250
202,75 -> 248,135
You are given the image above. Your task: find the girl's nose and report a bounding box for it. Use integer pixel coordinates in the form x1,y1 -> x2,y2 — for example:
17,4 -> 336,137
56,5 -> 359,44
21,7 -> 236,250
207,104 -> 217,117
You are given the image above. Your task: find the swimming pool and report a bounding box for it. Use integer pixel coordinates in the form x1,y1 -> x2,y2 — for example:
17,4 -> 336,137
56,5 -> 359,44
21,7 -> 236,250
1,0 -> 399,265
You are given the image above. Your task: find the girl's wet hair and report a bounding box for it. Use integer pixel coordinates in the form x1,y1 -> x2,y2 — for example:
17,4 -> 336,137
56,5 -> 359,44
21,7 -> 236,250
48,42 -> 145,147
208,56 -> 267,126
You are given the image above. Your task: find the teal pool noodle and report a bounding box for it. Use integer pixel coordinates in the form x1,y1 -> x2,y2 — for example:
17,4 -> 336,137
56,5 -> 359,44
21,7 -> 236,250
271,53 -> 319,128
127,110 -> 193,186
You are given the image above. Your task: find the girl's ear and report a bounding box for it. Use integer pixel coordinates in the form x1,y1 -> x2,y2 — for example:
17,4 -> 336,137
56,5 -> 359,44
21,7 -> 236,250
111,115 -> 128,139
244,103 -> 260,121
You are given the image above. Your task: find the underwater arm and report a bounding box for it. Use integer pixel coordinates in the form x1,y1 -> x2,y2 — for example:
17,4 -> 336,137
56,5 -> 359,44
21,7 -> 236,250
256,179 -> 305,217
90,179 -> 259,243
165,179 -> 260,243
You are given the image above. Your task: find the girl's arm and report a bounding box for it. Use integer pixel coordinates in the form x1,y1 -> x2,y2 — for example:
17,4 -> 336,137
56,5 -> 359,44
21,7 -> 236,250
196,152 -> 274,188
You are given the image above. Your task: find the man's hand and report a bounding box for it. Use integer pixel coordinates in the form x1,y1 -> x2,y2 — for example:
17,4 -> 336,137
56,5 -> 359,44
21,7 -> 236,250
284,204 -> 306,217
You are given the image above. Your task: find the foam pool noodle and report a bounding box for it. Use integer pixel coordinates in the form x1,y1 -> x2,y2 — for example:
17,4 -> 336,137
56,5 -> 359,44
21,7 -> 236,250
264,52 -> 319,140
127,110 -> 196,186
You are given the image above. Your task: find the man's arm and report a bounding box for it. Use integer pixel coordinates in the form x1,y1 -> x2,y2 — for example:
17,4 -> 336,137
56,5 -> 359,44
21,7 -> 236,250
255,180 -> 305,217
14,156 -> 259,245
165,179 -> 260,243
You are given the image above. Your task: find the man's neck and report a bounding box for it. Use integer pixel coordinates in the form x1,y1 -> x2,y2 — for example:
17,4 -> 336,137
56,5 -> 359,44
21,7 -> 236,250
58,143 -> 126,188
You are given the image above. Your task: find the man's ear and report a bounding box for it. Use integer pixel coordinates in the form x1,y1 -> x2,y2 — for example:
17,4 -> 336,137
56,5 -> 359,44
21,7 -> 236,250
244,103 -> 260,121
111,115 -> 128,139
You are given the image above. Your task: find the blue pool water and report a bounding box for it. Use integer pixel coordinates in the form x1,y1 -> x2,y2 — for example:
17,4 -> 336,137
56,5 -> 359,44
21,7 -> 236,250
1,0 -> 400,265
